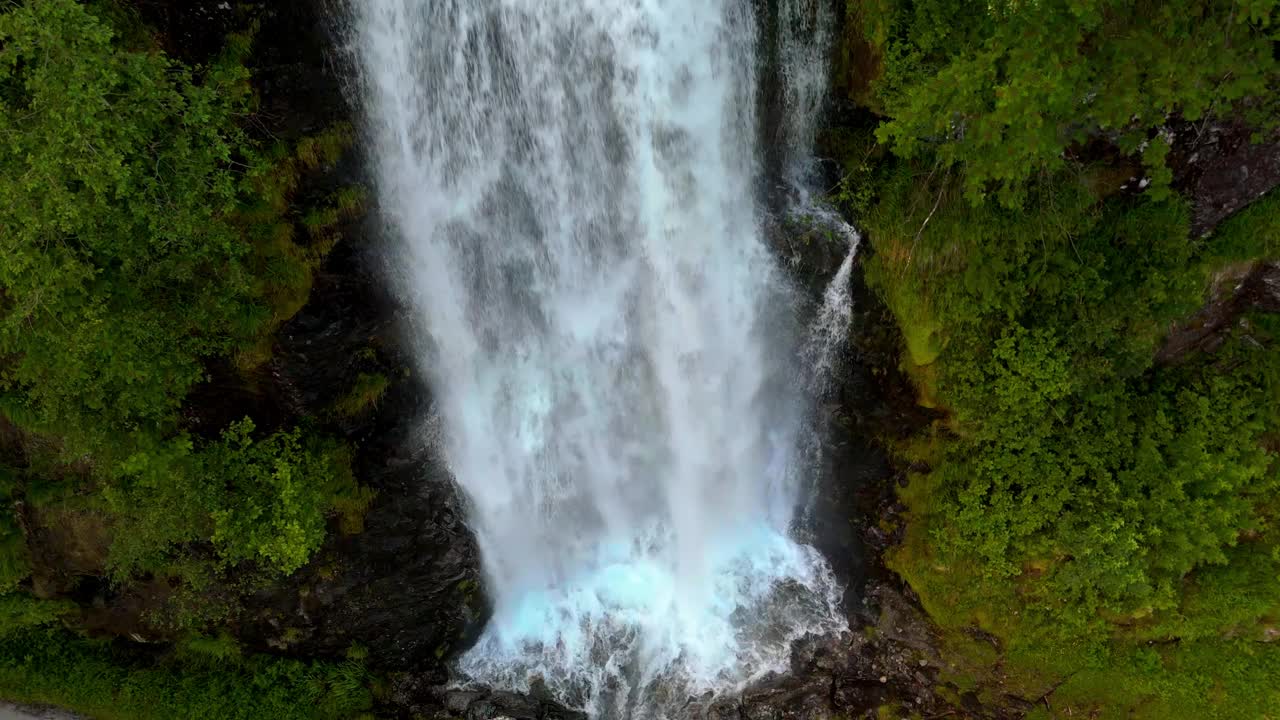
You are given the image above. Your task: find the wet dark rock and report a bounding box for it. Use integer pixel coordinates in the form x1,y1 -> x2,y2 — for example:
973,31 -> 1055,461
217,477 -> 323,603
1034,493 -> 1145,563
1157,260 -> 1280,365
701,585 -> 953,719
128,0 -> 240,64
762,202 -> 857,303
387,679 -> 587,720
1167,121 -> 1280,237
237,237 -> 489,672
129,0 -> 348,137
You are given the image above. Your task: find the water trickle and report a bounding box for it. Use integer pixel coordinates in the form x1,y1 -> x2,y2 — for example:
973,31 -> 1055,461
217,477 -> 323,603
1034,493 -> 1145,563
352,1 -> 846,717
802,214 -> 861,391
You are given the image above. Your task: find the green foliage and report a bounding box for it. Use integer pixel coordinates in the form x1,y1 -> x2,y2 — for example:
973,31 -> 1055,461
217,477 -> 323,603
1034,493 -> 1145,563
869,0 -> 1280,206
0,627 -> 374,720
106,419 -> 355,578
855,0 -> 1280,695
334,373 -> 391,419
0,0 -> 259,455
0,0 -> 371,605
0,1 -> 382,714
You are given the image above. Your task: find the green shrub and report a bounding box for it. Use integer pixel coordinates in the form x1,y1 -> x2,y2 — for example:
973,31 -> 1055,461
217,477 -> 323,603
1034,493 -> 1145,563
106,419 -> 356,579
205,420 -> 352,575
868,0 -> 1280,206
0,594 -> 74,639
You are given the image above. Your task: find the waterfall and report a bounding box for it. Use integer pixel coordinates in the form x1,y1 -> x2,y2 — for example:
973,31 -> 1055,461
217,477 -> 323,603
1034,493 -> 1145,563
352,1 -> 846,717
776,0 -> 837,190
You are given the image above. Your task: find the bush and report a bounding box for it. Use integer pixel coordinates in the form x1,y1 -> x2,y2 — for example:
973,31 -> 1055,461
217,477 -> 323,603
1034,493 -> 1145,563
867,0 -> 1280,206
106,420 -> 356,579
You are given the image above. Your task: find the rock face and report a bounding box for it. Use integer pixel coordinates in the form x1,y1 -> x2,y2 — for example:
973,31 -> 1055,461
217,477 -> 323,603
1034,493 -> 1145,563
237,237 -> 489,672
1157,260 -> 1280,365
1168,121 -> 1280,237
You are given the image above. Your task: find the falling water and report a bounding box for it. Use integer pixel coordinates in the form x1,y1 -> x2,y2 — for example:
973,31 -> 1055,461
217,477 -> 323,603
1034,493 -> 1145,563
776,0 -> 837,190
353,1 -> 846,717
801,212 -> 860,391
775,0 -> 860,387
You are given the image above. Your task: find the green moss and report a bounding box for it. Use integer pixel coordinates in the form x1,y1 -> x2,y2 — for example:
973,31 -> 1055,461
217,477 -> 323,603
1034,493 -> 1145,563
1205,190 -> 1280,264
334,373 -> 391,419
295,123 -> 354,172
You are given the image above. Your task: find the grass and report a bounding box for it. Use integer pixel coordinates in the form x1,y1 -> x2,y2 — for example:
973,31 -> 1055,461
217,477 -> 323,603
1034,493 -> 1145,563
0,626 -> 375,720
333,373 -> 391,419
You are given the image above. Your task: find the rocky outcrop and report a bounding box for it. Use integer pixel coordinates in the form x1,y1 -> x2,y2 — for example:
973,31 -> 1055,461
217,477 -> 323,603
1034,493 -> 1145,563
1168,121 -> 1280,237
237,236 -> 489,671
1157,259 -> 1280,365
389,677 -> 589,720
218,0 -> 489,672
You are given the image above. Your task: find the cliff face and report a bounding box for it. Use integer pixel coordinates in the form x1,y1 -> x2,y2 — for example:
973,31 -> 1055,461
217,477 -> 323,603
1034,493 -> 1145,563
141,0 -> 492,674
13,0 -> 487,681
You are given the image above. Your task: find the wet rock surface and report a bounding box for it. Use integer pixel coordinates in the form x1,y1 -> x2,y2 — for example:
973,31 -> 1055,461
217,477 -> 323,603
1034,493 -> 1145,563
237,238 -> 489,672
389,678 -> 590,720
1168,121 -> 1280,237
1157,260 -> 1280,365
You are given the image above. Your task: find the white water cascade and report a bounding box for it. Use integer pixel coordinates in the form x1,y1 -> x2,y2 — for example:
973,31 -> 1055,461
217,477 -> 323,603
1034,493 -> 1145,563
353,1 -> 847,717
775,0 -> 862,394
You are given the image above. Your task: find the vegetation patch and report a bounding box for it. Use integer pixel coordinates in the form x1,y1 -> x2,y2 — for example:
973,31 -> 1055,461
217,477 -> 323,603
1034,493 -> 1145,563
0,626 -> 374,720
0,0 -> 372,637
841,1 -> 1280,716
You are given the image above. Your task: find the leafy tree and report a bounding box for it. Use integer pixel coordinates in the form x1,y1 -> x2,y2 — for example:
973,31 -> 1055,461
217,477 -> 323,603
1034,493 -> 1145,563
0,0 -> 367,599
103,420 -> 353,579
0,0 -> 269,456
868,0 -> 1280,206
